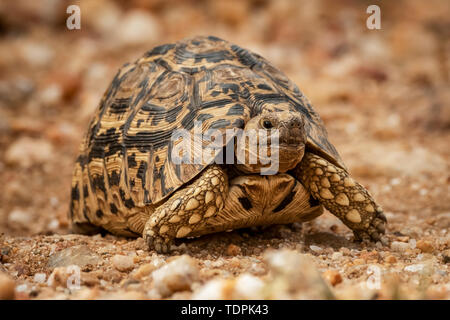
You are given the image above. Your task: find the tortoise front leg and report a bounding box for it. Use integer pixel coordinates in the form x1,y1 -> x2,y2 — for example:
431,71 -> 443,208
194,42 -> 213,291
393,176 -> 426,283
295,152 -> 387,242
143,165 -> 227,253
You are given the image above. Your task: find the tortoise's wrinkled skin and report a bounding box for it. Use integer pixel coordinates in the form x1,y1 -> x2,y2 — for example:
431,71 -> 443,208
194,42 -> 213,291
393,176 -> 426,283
70,36 -> 386,253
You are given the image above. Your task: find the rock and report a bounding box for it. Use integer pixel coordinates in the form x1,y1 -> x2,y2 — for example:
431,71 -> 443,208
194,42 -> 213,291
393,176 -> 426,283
192,273 -> 264,300
102,269 -> 123,284
8,209 -> 33,228
385,255 -> 397,264
309,245 -> 323,253
226,244 -> 242,256
47,245 -> 100,269
233,274 -> 265,299
264,249 -> 334,299
331,252 -> 343,260
443,250 -> 450,264
0,272 -> 16,299
322,270 -> 342,286
33,273 -> 47,284
47,267 -> 73,289
192,278 -> 231,300
115,10 -> 160,46
360,250 -> 380,262
404,264 -> 425,273
5,137 -> 54,168
81,272 -> 99,287
111,255 -> 135,272
152,255 -> 199,297
416,240 -> 434,253
132,263 -> 156,280
19,41 -> 54,67
391,241 -> 410,252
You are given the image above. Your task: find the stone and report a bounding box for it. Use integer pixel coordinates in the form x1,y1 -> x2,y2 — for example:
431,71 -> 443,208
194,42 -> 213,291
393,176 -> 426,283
8,209 -> 33,228
404,264 -> 425,273
309,245 -> 323,253
385,255 -> 397,264
47,245 -> 100,269
0,272 -> 15,299
323,270 -> 342,286
5,137 -> 53,168
111,255 -> 135,272
115,10 -> 160,46
391,241 -> 410,252
152,255 -> 199,297
233,274 -> 265,299
226,244 -> 242,256
132,263 -> 156,280
416,240 -> 434,253
33,273 -> 47,283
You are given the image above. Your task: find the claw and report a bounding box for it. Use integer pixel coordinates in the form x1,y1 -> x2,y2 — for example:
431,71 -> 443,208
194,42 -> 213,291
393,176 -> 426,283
370,230 -> 381,241
376,221 -> 386,234
145,232 -> 172,253
377,211 -> 387,222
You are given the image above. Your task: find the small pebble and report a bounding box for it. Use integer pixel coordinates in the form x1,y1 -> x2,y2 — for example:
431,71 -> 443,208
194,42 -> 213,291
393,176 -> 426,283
385,255 -> 397,264
443,250 -> 450,264
0,273 -> 16,299
391,241 -> 410,252
309,245 -> 323,253
416,240 -> 434,253
152,255 -> 199,297
331,252 -> 343,260
132,263 -> 155,280
226,244 -> 242,256
397,236 -> 410,242
323,270 -> 342,286
112,255 -> 134,272
33,273 -> 47,283
233,274 -> 265,299
404,264 -> 424,273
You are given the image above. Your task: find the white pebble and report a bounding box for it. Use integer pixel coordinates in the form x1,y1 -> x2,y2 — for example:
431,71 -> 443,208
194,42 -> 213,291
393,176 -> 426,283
391,241 -> 409,252
309,245 -> 323,253
192,279 -> 227,300
404,264 -> 424,272
111,255 -> 134,272
408,239 -> 416,249
234,274 -> 264,299
152,255 -> 199,297
8,209 -> 33,227
33,273 -> 47,283
5,137 -> 53,168
15,284 -> 28,292
331,252 -> 343,260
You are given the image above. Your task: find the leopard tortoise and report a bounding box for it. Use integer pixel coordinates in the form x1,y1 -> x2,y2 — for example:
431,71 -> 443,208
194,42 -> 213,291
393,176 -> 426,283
70,36 -> 386,253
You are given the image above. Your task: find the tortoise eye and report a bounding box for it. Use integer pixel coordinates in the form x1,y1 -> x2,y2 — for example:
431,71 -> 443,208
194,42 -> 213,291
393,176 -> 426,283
262,120 -> 273,129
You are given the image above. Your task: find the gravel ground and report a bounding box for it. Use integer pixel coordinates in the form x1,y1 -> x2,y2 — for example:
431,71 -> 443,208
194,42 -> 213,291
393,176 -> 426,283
0,0 -> 449,300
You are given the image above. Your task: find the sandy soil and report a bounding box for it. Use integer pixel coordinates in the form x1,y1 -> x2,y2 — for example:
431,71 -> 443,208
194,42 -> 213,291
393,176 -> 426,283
0,0 -> 449,299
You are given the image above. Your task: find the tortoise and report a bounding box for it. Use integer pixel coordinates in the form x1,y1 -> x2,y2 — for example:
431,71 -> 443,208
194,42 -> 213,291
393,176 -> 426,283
69,36 -> 386,253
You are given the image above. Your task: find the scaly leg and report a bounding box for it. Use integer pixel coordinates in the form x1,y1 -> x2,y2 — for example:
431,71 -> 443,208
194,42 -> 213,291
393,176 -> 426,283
143,165 -> 228,253
295,152 -> 386,242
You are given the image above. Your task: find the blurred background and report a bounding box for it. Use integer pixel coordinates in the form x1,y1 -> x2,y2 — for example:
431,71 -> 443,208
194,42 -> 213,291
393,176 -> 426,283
0,0 -> 448,237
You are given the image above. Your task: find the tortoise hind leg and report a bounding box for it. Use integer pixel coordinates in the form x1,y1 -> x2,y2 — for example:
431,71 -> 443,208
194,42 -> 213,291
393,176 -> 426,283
143,164 -> 228,253
71,221 -> 108,236
295,152 -> 387,242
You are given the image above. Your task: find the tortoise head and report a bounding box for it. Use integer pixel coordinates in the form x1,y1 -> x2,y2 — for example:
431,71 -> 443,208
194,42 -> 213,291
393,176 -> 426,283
235,110 -> 307,175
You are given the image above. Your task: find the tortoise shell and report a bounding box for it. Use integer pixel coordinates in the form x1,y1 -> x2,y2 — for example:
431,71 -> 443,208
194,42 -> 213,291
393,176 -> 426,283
70,36 -> 345,223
